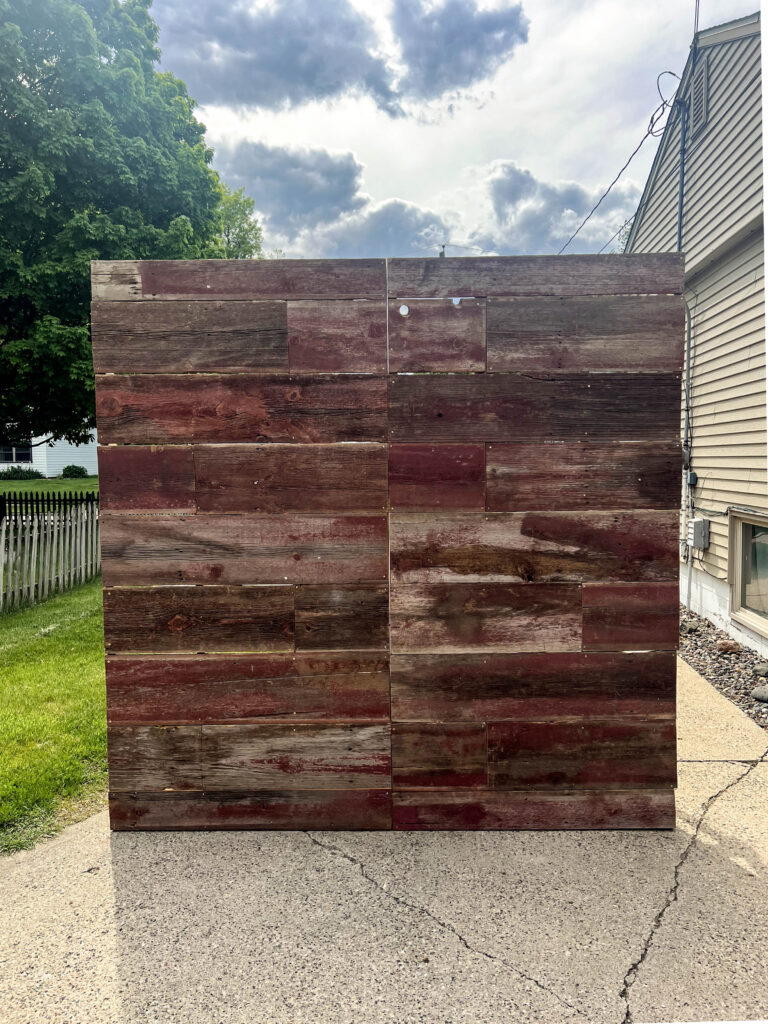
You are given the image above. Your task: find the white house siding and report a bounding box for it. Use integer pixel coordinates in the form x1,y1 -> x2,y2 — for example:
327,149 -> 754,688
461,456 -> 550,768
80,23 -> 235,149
0,435 -> 98,478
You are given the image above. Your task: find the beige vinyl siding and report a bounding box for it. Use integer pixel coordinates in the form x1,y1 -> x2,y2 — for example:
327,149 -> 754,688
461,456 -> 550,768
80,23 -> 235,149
686,230 -> 766,576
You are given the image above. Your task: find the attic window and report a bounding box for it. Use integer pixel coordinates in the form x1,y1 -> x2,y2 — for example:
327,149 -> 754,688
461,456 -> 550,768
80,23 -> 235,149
690,58 -> 708,137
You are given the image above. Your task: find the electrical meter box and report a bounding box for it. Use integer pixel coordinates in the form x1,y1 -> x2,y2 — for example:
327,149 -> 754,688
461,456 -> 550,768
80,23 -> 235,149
687,517 -> 710,550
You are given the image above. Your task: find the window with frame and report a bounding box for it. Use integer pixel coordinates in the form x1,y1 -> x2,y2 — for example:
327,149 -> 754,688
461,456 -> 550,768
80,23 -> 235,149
0,443 -> 32,463
730,510 -> 768,637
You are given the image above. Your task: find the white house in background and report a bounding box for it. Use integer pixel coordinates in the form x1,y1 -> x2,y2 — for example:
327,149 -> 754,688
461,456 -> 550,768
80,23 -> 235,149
0,433 -> 99,478
625,13 -> 765,651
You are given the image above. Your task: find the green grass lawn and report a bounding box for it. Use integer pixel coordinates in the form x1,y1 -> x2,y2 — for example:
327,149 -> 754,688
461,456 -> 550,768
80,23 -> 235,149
0,580 -> 107,853
0,476 -> 98,495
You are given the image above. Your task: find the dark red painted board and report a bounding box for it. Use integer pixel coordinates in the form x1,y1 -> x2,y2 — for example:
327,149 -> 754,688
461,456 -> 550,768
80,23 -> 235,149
100,514 -> 388,586
390,651 -> 676,721
582,582 -> 680,651
110,789 -> 392,830
106,653 -> 390,723
486,442 -> 681,512
392,789 -> 676,830
391,723 -> 487,787
95,374 -> 387,444
295,585 -> 389,650
98,446 -> 195,511
388,298 -> 485,371
194,443 -> 388,513
287,300 -> 386,372
388,444 -> 485,511
487,718 -> 677,789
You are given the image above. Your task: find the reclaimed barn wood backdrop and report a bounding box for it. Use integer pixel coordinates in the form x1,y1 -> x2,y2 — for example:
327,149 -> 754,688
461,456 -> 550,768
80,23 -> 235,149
92,255 -> 683,831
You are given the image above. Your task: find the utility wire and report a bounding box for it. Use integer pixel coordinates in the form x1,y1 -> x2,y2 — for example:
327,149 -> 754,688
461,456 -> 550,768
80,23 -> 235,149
597,213 -> 635,254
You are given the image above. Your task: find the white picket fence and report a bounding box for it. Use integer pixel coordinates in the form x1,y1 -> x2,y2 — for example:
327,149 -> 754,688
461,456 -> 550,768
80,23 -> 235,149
0,493 -> 100,612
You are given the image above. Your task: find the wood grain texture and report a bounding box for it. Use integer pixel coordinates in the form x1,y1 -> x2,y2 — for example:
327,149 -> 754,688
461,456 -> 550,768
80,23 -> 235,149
287,300 -> 386,372
390,582 -> 582,653
387,254 -> 684,298
388,299 -> 486,371
103,586 -> 294,653
295,585 -> 389,650
488,718 -> 676,789
388,444 -> 485,511
100,514 -> 388,585
98,446 -> 195,511
388,372 -> 681,443
110,789 -> 392,830
91,300 -> 287,373
106,653 -> 390,723
95,374 -> 387,444
139,259 -> 386,300
582,582 -> 680,651
486,294 -> 684,372
486,441 -> 681,511
390,651 -> 676,721
91,260 -> 141,300
392,789 -> 676,830
108,724 -> 201,791
389,511 -> 679,583
391,723 -> 487,787
201,723 -> 391,789
194,443 -> 388,513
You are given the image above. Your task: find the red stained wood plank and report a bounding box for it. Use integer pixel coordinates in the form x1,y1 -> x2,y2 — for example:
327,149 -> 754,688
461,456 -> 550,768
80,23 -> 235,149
392,789 -> 675,830
487,718 -> 676,789
194,443 -> 387,513
388,444 -> 485,511
98,446 -> 195,511
388,298 -> 486,371
390,651 -> 676,721
486,294 -> 683,372
106,653 -> 390,723
103,586 -> 294,653
139,259 -> 386,300
390,582 -> 582,653
108,724 -> 201,791
388,372 -> 681,443
201,723 -> 391,790
100,514 -> 388,586
486,441 -> 681,511
582,582 -> 680,651
95,374 -> 387,444
295,585 -> 389,650
387,254 -> 684,298
287,300 -> 386,372
390,511 -> 678,584
110,789 -> 392,830
91,300 -> 287,373
391,723 -> 487,787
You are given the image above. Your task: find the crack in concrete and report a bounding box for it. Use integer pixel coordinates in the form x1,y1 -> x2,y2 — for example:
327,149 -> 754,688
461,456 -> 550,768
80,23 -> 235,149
304,832 -> 588,1019
619,745 -> 768,1024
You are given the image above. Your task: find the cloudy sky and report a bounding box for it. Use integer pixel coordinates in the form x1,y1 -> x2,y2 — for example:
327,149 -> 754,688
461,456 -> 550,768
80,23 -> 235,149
151,0 -> 759,257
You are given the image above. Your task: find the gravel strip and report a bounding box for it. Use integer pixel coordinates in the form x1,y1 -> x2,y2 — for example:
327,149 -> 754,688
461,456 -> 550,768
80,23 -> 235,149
679,605 -> 768,731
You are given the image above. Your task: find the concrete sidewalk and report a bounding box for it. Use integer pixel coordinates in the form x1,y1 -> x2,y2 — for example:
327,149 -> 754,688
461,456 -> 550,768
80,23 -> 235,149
1,659 -> 767,1024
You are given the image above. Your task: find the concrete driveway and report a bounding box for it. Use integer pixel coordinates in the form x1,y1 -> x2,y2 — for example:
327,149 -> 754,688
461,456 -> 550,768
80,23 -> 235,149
1,659 -> 767,1024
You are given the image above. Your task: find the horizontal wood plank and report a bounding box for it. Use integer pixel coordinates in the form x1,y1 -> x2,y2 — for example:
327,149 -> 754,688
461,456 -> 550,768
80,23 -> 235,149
488,717 -> 677,789
388,444 -> 485,511
110,789 -> 392,830
582,582 -> 680,651
388,298 -> 485,371
108,724 -> 201,791
388,254 -> 684,298
390,651 -> 676,720
103,585 -> 294,653
287,300 -> 386,372
486,294 -> 683,372
194,443 -> 388,513
95,374 -> 387,444
388,372 -> 681,442
100,514 -> 388,585
391,723 -> 487,787
390,582 -> 582,653
392,788 -> 676,830
390,511 -> 679,583
98,446 -> 195,511
91,261 -> 141,300
486,441 -> 681,511
106,653 -> 390,723
295,585 -> 389,650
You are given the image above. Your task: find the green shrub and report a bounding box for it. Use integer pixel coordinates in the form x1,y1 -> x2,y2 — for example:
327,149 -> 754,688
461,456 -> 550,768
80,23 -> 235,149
61,465 -> 88,479
0,467 -> 43,480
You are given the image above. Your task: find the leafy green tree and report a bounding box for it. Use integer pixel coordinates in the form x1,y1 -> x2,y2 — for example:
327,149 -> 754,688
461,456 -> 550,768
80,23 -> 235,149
212,184 -> 263,259
0,0 -> 225,443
